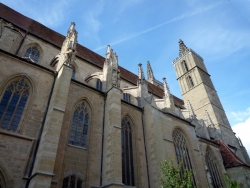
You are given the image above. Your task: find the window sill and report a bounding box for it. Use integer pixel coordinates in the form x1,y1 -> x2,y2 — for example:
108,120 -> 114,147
67,144 -> 88,150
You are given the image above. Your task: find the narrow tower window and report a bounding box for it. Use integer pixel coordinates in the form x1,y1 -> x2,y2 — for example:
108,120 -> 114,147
0,78 -> 30,131
172,130 -> 196,186
96,79 -> 102,91
68,101 -> 89,147
182,60 -> 189,72
205,149 -> 223,188
187,76 -> 194,89
121,117 -> 135,186
24,46 -> 40,63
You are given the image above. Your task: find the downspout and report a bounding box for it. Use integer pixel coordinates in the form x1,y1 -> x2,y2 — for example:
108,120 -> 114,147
100,86 -> 114,187
100,92 -> 106,187
15,30 -> 28,55
141,107 -> 151,188
25,71 -> 58,188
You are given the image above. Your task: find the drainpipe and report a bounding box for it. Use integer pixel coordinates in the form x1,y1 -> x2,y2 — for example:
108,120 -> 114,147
15,30 -> 28,55
25,71 -> 58,188
100,92 -> 107,187
141,107 -> 151,188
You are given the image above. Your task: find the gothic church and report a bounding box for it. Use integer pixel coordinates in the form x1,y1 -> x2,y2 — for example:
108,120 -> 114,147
0,3 -> 249,188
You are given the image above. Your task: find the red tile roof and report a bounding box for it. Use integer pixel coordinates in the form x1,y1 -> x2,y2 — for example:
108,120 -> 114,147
214,140 -> 250,168
0,3 -> 184,106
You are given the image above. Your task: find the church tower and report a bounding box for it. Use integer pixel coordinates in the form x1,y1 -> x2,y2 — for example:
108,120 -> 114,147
172,40 -> 238,147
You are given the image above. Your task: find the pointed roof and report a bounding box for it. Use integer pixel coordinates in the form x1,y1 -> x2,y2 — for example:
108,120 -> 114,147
179,39 -> 189,56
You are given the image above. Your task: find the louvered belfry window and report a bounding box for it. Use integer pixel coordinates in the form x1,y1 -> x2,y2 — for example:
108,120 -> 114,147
62,175 -> 83,188
121,117 -> 135,186
68,101 -> 89,147
205,149 -> 223,188
0,78 -> 30,131
172,130 -> 196,186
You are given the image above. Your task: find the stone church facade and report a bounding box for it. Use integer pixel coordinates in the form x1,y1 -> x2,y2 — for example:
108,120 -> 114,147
0,3 -> 249,188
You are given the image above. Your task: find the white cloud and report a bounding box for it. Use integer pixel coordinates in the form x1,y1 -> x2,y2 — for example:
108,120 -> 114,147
94,1 -> 221,51
231,107 -> 250,122
232,116 -> 250,156
83,0 -> 104,34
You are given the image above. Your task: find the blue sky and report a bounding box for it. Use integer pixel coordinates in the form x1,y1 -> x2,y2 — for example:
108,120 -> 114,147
2,0 -> 250,153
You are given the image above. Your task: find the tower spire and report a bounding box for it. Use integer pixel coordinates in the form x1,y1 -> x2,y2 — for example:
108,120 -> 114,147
179,39 -> 189,56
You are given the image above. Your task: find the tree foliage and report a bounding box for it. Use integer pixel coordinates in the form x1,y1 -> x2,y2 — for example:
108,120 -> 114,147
160,159 -> 193,188
224,174 -> 240,188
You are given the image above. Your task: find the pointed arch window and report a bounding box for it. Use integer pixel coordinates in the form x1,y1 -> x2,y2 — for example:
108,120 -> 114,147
96,79 -> 102,91
121,117 -> 135,186
0,78 -> 30,131
182,60 -> 189,72
172,130 -> 196,186
68,101 -> 89,147
205,149 -> 223,188
24,46 -> 40,63
187,76 -> 194,89
62,174 -> 83,188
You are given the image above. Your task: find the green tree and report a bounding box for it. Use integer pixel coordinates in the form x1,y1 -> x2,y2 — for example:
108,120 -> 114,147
160,159 -> 193,188
224,174 -> 240,188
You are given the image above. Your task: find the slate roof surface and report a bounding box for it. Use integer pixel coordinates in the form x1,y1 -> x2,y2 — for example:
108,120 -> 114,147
0,3 -> 184,106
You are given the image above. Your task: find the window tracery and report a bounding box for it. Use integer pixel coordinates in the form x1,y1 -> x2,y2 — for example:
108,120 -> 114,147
24,46 -> 40,63
62,175 -> 83,188
0,78 -> 30,131
205,149 -> 223,188
172,130 -> 196,186
182,60 -> 189,72
68,101 -> 89,147
187,76 -> 194,89
121,117 -> 135,186
123,93 -> 130,103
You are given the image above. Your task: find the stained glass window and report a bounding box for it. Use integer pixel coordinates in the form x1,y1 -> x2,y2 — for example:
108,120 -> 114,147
121,117 -> 135,186
205,149 -> 223,188
24,46 -> 40,63
62,175 -> 83,188
172,130 -> 196,186
68,101 -> 89,147
96,79 -> 102,91
0,78 -> 30,131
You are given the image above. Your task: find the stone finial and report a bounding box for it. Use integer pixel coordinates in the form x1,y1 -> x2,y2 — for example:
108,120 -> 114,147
106,45 -> 111,59
105,45 -> 118,65
147,61 -> 155,82
187,100 -> 196,119
163,77 -> 170,98
179,39 -> 189,56
138,63 -> 145,80
205,110 -> 214,128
